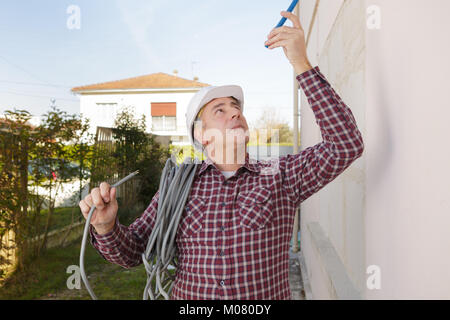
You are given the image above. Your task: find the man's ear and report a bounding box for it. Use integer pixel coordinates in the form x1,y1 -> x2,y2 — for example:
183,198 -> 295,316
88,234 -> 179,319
193,120 -> 205,146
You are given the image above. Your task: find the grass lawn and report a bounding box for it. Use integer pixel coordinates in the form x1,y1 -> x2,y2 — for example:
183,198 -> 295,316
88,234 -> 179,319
0,234 -> 153,300
0,203 -> 172,300
38,206 -> 83,233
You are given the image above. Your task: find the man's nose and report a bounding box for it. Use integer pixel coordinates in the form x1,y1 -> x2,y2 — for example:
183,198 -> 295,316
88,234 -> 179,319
230,108 -> 241,120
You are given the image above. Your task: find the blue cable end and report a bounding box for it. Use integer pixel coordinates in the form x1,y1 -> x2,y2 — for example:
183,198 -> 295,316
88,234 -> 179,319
265,0 -> 299,49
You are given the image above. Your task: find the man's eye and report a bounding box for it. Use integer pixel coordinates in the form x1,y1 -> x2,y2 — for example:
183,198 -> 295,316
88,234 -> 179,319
216,108 -> 223,113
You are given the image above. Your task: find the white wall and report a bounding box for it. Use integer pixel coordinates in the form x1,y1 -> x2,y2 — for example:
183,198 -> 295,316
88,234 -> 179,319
299,0 -> 450,299
365,0 -> 450,299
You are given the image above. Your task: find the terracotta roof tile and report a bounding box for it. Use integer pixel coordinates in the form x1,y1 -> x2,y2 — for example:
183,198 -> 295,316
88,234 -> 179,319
71,72 -> 211,92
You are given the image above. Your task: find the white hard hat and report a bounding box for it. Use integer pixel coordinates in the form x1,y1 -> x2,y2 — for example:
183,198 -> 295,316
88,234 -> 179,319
185,85 -> 244,151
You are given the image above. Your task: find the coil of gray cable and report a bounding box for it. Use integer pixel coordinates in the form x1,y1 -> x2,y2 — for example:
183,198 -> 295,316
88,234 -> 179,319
79,157 -> 199,300
142,157 -> 199,300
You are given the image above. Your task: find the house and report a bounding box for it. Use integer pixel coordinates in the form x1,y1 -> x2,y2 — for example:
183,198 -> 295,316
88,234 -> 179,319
71,72 -> 211,147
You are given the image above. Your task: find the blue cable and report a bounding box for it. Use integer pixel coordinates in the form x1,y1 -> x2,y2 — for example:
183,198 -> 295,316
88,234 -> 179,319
265,0 -> 299,48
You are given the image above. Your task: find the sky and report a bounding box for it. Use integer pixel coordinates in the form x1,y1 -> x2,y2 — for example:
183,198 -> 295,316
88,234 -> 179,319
0,0 -> 302,127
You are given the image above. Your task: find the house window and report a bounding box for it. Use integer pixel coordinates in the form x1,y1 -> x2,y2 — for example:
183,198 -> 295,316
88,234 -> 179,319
96,102 -> 118,124
151,102 -> 176,131
152,116 -> 176,131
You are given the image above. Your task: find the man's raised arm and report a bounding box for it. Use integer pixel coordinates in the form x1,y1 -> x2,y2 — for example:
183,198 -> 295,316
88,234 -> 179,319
265,10 -> 364,206
280,67 -> 364,207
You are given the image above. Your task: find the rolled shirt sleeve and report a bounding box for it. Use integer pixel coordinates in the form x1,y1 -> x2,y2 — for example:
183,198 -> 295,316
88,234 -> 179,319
89,191 -> 160,269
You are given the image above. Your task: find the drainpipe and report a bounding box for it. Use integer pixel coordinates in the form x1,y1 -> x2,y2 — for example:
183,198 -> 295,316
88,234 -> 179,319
292,0 -> 320,253
291,2 -> 300,253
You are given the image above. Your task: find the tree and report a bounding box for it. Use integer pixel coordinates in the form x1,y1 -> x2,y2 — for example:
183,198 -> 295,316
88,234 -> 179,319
30,106 -> 81,253
91,107 -> 169,213
0,110 -> 34,271
60,116 -> 94,246
249,108 -> 295,145
66,116 -> 94,203
0,106 -> 89,274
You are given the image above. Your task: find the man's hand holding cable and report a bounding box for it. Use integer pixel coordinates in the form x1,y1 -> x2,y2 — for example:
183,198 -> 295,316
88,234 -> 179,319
79,182 -> 118,235
265,10 -> 313,76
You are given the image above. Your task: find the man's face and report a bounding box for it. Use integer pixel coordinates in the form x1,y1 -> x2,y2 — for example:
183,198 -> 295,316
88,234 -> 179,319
194,96 -> 249,162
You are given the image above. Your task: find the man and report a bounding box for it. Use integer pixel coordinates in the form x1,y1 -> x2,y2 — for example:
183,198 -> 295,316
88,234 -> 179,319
79,11 -> 364,299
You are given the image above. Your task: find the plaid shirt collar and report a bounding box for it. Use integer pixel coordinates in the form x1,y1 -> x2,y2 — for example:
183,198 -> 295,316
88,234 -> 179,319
198,152 -> 260,176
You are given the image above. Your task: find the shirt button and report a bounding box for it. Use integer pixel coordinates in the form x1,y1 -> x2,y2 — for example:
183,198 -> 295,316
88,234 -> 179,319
221,202 -> 226,207
220,226 -> 225,231
219,250 -> 225,256
220,280 -> 225,286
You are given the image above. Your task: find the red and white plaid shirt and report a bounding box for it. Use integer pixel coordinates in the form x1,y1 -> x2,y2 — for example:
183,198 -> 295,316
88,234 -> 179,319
89,66 -> 364,300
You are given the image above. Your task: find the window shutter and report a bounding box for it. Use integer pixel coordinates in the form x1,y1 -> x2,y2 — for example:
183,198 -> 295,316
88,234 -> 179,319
151,103 -> 176,116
